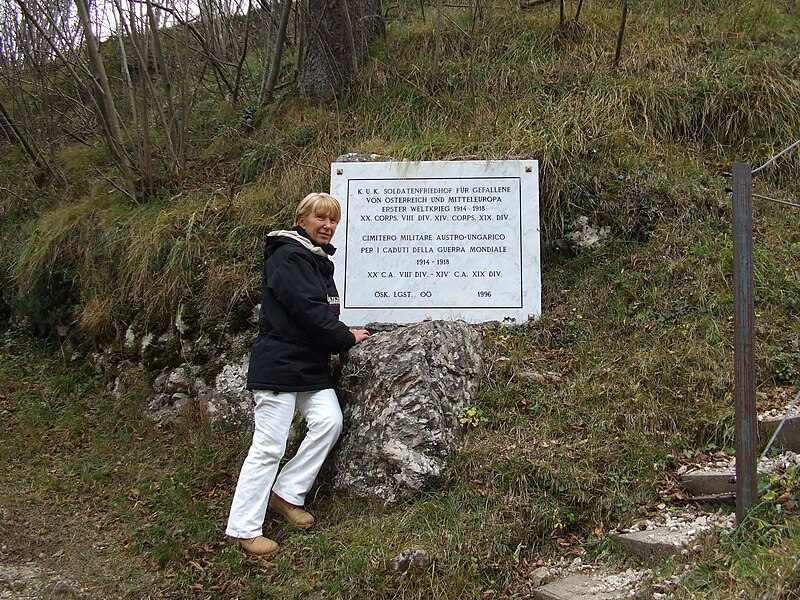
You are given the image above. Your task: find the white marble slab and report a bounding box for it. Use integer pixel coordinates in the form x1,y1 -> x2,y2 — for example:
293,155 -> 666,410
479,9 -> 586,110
330,160 -> 540,325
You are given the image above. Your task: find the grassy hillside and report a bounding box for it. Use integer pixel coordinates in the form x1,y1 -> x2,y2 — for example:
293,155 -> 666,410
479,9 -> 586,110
2,0 -> 797,342
1,0 -> 799,598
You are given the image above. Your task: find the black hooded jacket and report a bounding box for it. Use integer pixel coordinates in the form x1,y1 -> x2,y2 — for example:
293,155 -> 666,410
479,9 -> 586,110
246,227 -> 355,392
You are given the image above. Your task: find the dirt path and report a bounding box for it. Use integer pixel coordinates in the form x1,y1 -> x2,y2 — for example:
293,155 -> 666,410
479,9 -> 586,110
0,501 -> 157,600
0,560 -> 89,599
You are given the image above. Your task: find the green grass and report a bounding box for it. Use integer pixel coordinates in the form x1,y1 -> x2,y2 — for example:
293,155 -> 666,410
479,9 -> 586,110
1,193 -> 798,597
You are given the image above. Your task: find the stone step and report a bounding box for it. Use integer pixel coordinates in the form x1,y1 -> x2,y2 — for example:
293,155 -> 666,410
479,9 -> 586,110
760,415 -> 800,452
610,511 -> 734,562
532,567 -> 648,600
610,526 -> 690,561
680,468 -> 738,496
679,451 -> 799,498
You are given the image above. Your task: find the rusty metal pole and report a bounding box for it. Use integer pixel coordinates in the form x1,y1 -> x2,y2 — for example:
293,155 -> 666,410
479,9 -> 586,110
732,162 -> 757,524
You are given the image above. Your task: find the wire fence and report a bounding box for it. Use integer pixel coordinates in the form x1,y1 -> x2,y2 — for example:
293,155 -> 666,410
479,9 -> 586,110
724,137 -> 800,209
752,193 -> 800,210
749,136 -> 799,461
728,136 -> 799,523
750,137 -> 800,209
757,388 -> 800,499
752,138 -> 800,175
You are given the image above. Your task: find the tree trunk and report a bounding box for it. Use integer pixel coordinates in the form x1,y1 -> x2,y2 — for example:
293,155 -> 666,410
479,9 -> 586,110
432,0 -> 443,80
574,0 -> 585,22
233,0 -> 254,102
74,0 -> 138,201
294,0 -> 309,77
261,0 -> 294,104
0,98 -> 51,175
298,0 -> 384,100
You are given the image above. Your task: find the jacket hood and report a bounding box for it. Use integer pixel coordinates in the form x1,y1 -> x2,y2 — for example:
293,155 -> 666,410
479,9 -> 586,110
265,228 -> 335,257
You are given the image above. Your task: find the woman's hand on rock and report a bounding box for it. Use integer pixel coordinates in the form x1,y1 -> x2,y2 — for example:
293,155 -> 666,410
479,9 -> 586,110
351,328 -> 371,344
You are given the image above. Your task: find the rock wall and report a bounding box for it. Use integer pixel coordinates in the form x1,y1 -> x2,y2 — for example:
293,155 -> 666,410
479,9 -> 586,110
113,318 -> 484,504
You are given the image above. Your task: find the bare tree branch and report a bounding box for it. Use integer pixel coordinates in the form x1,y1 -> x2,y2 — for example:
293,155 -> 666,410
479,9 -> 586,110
133,0 -> 236,96
75,0 -> 139,200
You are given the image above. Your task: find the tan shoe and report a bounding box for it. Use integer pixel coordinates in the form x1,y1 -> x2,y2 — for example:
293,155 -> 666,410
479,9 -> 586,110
236,536 -> 279,557
269,493 -> 315,529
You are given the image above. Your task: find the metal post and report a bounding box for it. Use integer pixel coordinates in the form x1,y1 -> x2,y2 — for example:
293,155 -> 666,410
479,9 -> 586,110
732,162 -> 757,524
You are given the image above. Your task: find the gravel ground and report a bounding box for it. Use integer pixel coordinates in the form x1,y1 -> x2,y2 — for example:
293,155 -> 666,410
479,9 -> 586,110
614,507 -> 736,536
678,451 -> 800,475
758,388 -> 800,421
0,560 -> 89,600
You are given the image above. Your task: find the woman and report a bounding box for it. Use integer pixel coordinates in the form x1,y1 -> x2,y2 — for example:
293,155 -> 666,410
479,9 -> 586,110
226,192 -> 370,557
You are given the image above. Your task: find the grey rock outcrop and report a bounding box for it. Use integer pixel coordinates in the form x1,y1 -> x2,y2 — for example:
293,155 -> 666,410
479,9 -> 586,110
388,549 -> 432,574
147,362 -> 208,426
143,353 -> 253,428
332,320 -> 483,504
129,318 -> 484,504
566,215 -> 610,251
336,152 -> 393,163
114,328 -> 254,428
201,354 -> 253,428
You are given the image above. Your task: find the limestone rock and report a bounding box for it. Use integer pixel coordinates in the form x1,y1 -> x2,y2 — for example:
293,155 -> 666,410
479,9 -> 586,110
530,566 -> 559,588
164,364 -> 195,395
148,362 -> 207,426
201,354 -> 254,429
566,215 -> 610,251
388,549 -> 432,574
336,153 -> 393,163
332,320 -> 483,504
143,335 -> 255,429
0,562 -> 88,599
110,360 -> 149,400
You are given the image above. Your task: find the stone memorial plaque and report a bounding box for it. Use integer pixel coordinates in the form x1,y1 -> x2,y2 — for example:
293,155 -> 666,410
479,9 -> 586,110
330,160 -> 540,324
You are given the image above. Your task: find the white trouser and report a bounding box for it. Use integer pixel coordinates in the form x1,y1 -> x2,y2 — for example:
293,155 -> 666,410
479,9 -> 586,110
225,388 -> 343,539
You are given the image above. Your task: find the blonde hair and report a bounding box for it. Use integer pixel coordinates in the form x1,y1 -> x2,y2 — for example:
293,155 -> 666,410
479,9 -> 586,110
294,193 -> 342,224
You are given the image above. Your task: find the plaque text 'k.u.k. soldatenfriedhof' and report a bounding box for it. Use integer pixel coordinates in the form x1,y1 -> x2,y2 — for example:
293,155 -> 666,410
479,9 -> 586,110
330,160 -> 540,325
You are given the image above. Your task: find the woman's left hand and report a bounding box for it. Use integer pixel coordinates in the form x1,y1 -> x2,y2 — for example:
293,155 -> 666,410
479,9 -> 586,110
350,328 -> 370,344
